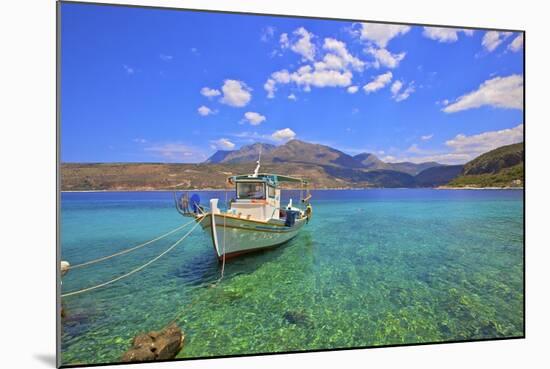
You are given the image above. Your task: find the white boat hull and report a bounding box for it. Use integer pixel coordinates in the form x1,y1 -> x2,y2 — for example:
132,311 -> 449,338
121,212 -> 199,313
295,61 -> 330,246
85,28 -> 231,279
198,213 -> 306,260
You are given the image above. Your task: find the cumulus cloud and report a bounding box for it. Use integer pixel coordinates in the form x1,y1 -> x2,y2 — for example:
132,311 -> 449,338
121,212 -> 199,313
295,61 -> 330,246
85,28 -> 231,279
482,31 -> 512,52
421,134 -> 434,141
508,34 -> 524,52
354,23 -> 410,48
271,128 -> 296,141
422,27 -> 474,43
288,93 -> 297,100
291,27 -> 316,61
264,65 -> 353,97
391,80 -> 403,95
197,105 -> 215,116
242,112 -> 266,126
280,33 -> 290,49
265,32 -> 366,97
391,80 -> 415,102
319,38 -> 365,71
200,87 -> 221,98
210,138 -> 235,150
347,85 -> 359,94
443,74 -> 523,113
363,71 -> 393,93
220,79 -> 252,107
366,47 -> 406,69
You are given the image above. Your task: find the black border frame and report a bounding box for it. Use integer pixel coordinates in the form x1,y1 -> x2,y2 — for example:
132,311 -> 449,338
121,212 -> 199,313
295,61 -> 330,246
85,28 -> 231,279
56,1 -> 526,367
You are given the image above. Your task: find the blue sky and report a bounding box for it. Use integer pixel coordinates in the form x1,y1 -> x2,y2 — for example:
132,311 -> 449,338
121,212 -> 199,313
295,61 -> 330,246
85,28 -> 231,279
60,3 -> 524,164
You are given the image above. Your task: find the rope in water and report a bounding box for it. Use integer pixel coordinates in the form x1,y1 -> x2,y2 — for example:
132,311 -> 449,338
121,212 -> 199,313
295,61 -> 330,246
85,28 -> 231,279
67,218 -> 197,270
61,217 -> 205,298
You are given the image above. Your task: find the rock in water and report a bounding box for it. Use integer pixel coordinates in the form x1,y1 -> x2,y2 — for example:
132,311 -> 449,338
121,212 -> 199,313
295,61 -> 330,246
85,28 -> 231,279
121,323 -> 184,362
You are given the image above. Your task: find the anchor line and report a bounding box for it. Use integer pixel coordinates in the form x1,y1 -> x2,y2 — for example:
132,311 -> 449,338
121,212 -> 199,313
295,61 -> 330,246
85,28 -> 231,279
67,218 -> 197,270
61,217 -> 205,298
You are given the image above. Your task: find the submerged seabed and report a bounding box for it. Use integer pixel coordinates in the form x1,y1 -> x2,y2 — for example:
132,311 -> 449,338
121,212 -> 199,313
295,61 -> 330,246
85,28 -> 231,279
60,189 -> 524,365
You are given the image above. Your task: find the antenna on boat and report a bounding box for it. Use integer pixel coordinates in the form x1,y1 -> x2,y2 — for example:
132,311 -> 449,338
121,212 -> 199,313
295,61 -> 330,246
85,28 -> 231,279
253,146 -> 261,177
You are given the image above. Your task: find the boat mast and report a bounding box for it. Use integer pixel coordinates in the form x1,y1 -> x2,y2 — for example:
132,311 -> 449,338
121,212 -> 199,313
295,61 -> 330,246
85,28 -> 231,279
252,146 -> 261,177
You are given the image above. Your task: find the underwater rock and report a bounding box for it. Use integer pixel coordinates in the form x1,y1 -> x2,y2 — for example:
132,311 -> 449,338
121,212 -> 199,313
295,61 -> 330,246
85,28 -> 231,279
121,323 -> 184,362
283,310 -> 312,326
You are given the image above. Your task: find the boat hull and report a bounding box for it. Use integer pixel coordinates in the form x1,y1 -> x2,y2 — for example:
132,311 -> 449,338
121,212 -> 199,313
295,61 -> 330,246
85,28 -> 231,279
198,213 -> 306,260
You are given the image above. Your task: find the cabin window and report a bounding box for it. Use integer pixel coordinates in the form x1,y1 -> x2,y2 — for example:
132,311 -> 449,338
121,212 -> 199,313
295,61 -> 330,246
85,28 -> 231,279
236,182 -> 265,200
267,185 -> 276,198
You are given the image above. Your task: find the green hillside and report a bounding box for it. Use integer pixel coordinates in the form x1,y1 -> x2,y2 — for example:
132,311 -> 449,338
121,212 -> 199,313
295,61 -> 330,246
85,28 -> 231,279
447,143 -> 524,188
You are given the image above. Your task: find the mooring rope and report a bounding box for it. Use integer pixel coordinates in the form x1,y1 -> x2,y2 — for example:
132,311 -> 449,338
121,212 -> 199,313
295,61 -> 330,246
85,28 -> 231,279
68,218 -> 197,270
61,217 -> 205,298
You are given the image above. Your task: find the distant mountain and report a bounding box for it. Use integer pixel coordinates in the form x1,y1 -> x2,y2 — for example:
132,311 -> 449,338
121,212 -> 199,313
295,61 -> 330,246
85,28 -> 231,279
266,139 -> 363,168
387,161 -> 442,176
447,143 -> 524,188
415,165 -> 463,187
204,150 -> 233,163
207,140 -> 443,177
205,143 -> 276,164
353,153 -> 386,169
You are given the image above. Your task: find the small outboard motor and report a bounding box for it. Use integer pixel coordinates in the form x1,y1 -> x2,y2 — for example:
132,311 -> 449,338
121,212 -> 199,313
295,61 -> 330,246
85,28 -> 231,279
284,210 -> 298,227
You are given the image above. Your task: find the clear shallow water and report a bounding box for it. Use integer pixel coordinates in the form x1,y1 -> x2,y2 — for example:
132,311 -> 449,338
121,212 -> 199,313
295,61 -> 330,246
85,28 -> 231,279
60,189 -> 524,365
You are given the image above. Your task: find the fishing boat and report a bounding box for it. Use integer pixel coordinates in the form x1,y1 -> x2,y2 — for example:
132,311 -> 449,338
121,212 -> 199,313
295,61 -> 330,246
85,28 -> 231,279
175,157 -> 312,260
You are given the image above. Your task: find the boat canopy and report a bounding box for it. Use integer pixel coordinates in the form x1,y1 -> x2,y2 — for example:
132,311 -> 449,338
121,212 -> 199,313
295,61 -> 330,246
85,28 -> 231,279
228,173 -> 308,187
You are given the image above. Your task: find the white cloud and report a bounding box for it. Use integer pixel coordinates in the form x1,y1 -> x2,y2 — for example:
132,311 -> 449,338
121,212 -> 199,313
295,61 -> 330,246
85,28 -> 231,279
242,112 -> 266,126
508,34 -> 524,52
220,79 -> 252,107
355,23 -> 410,48
159,54 -> 173,61
387,124 -> 523,164
271,128 -> 296,141
363,71 -> 393,93
320,38 -> 365,71
482,31 -> 512,52
200,87 -> 221,98
265,65 -> 352,97
288,93 -> 297,100
421,134 -> 434,141
280,33 -> 290,49
422,27 -> 474,43
197,105 -> 215,116
366,47 -> 406,69
211,138 -> 235,150
133,138 -> 148,144
123,64 -> 134,74
391,80 -> 415,102
291,27 -> 316,61
446,124 -> 523,158
347,85 -> 359,94
443,74 -> 523,113
264,79 -> 277,99
390,80 -> 403,95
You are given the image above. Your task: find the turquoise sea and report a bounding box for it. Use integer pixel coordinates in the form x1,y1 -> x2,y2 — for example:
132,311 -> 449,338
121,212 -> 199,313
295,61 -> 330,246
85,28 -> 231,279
60,189 -> 524,365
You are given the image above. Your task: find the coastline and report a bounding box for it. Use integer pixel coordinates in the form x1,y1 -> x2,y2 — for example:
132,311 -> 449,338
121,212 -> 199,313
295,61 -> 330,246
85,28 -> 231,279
61,186 -> 525,193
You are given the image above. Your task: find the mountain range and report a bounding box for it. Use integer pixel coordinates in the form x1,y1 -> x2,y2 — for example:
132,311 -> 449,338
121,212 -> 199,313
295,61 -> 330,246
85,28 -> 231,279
206,139 -> 444,176
60,140 -> 524,191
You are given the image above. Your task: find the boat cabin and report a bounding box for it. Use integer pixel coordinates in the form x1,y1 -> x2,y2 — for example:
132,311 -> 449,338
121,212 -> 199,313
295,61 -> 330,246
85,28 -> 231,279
225,173 -> 307,222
